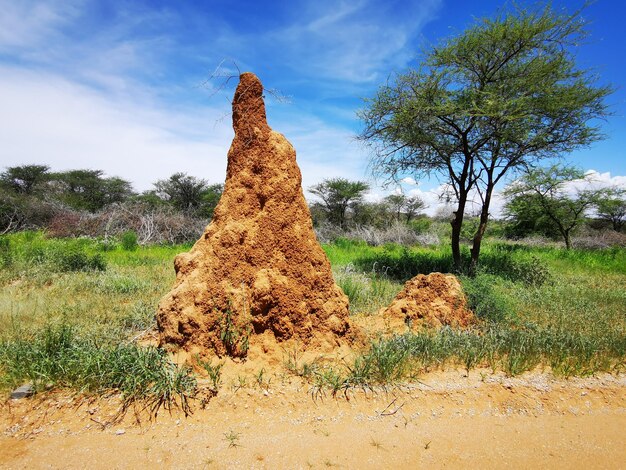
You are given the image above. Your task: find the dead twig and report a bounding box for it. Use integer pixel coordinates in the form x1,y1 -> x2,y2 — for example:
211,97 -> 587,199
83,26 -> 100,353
378,397 -> 405,416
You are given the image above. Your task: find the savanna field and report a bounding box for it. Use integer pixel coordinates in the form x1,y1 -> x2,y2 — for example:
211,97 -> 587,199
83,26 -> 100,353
1,232 -> 626,469
1,231 -> 624,403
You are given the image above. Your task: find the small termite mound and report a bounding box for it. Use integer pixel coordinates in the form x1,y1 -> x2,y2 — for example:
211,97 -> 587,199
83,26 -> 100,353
156,72 -> 355,358
381,273 -> 476,332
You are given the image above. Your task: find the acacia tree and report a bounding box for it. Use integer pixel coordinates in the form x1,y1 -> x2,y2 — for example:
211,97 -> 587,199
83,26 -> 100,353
505,165 -> 603,249
503,192 -> 561,239
51,170 -> 134,212
0,164 -> 50,195
384,193 -> 426,222
308,178 -> 369,228
154,172 -> 209,212
596,189 -> 626,232
359,5 -> 612,270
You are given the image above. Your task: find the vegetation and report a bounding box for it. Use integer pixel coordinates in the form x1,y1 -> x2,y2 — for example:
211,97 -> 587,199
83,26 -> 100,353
596,189 -> 626,232
152,172 -> 223,218
0,5 -> 623,403
309,178 -> 370,228
0,165 -> 222,242
0,231 -> 623,406
359,4 -> 613,270
314,239 -> 625,393
504,165 -> 608,249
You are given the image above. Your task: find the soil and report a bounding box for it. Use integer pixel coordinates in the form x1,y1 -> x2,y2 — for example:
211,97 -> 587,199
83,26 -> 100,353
157,72 -> 353,358
2,370 -> 624,469
382,273 -> 475,331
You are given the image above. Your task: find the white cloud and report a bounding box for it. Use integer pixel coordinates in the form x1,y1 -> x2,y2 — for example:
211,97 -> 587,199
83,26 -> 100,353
567,170 -> 626,193
0,67 -> 233,191
0,66 -> 375,195
264,0 -> 442,84
0,0 -> 82,51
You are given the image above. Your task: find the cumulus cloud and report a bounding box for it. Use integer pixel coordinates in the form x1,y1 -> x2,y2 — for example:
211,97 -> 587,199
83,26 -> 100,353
567,170 -> 626,193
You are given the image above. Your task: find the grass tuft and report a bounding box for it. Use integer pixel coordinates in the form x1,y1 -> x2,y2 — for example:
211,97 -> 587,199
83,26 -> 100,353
0,324 -> 196,415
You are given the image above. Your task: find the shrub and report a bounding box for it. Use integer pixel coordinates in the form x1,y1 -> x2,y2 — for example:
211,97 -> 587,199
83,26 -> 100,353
57,248 -> 106,272
477,250 -> 551,286
408,217 -> 431,234
0,236 -> 12,268
120,230 -> 138,251
356,245 -> 550,286
461,274 -> 517,323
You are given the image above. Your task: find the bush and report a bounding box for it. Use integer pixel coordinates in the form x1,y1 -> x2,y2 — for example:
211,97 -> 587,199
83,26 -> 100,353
408,217 -> 431,234
356,244 -> 551,286
121,230 -> 139,251
0,236 -> 12,268
461,274 -> 517,323
477,250 -> 551,286
57,248 -> 106,272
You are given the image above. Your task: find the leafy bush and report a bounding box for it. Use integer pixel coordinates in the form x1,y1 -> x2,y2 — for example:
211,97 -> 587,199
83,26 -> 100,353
355,244 -> 550,286
408,217 -> 432,234
0,236 -> 12,268
57,248 -> 106,272
121,230 -> 138,251
461,274 -> 517,323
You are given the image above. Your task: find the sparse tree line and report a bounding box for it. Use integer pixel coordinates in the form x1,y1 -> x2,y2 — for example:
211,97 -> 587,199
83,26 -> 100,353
307,173 -> 626,249
0,165 -> 222,243
308,177 -> 426,227
1,163 -> 624,248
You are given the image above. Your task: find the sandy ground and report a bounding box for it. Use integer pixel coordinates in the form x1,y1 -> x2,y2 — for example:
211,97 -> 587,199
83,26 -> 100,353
1,369 -> 625,469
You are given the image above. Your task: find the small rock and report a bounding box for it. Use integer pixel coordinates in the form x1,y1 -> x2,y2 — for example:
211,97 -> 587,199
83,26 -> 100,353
10,384 -> 35,400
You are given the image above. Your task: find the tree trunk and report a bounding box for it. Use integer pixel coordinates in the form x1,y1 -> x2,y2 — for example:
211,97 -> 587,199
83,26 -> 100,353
470,186 -> 494,274
450,194 -> 468,271
564,231 -> 571,250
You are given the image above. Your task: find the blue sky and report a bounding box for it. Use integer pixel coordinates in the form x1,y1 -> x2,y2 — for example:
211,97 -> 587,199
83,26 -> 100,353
1,0 -> 624,212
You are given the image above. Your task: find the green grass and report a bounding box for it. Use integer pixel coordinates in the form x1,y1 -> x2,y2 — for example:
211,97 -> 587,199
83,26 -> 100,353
334,265 -> 400,314
0,323 -> 196,415
316,237 -> 626,390
0,231 -> 625,403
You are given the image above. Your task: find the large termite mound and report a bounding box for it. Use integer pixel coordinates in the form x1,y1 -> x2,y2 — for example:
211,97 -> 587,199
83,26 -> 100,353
381,273 -> 476,332
157,72 -> 352,358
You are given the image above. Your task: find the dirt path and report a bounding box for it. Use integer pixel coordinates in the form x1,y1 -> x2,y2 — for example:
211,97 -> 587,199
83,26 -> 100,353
2,370 -> 625,469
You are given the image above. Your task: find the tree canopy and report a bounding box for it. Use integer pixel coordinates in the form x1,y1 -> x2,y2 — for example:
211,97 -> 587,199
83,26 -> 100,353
308,178 -> 369,228
359,4 -> 612,269
596,189 -> 626,232
152,173 -> 223,218
0,164 -> 50,195
51,170 -> 135,212
504,165 -> 605,249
